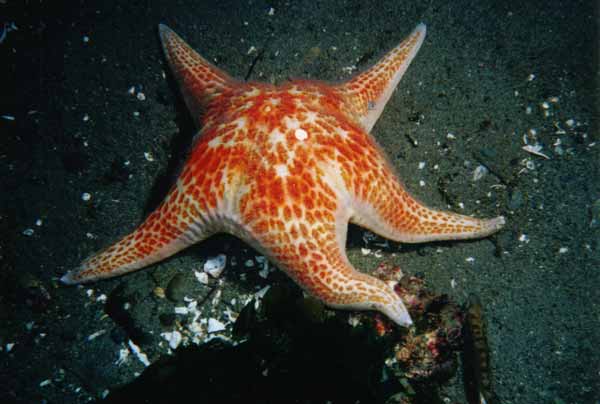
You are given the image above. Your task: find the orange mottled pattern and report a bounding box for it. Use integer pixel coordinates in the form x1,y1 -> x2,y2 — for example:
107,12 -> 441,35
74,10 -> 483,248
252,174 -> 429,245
63,23 -> 505,327
342,26 -> 423,118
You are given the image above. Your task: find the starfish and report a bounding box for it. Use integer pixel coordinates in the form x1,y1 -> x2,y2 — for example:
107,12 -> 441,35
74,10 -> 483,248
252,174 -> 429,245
62,23 -> 505,326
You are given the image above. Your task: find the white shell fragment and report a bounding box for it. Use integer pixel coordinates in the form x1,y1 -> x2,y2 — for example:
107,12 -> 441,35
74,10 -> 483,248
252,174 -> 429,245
194,270 -> 209,285
258,265 -> 269,279
204,254 -> 227,278
39,379 -> 52,387
22,228 -> 34,236
174,306 -> 189,315
115,348 -> 130,366
81,192 -> 91,201
128,340 -> 150,367
522,144 -> 550,160
255,285 -> 270,299
472,165 -> 488,181
144,152 -> 154,162
86,329 -> 107,341
207,318 -> 226,333
161,330 -> 182,349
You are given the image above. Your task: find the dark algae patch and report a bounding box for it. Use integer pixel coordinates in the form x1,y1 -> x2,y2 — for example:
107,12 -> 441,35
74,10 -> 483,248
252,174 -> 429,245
1,0 -> 598,403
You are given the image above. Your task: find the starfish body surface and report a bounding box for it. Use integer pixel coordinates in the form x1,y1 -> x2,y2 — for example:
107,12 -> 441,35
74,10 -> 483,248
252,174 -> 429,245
62,23 -> 505,326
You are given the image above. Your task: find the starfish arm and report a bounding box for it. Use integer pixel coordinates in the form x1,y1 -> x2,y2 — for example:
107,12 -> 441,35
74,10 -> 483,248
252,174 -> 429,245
351,188 -> 505,243
62,172 -> 218,284
344,137 -> 505,242
338,23 -> 426,132
241,202 -> 412,326
235,150 -> 412,326
159,24 -> 237,124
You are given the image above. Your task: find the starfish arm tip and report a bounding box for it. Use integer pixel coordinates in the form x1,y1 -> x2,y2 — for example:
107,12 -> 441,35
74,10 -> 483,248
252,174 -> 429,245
157,23 -> 171,34
490,215 -> 506,231
60,271 -> 78,285
380,298 -> 413,327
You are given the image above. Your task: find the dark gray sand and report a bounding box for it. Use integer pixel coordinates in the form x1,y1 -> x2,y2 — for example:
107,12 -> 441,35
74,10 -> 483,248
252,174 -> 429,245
1,0 -> 598,402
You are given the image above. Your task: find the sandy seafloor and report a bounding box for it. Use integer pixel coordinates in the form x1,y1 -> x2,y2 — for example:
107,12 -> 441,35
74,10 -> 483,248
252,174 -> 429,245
1,0 -> 598,403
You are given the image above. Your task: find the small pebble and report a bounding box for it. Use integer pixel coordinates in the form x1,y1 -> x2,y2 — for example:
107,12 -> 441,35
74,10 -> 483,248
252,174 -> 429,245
153,287 -> 166,299
207,318 -> 226,333
81,192 -> 91,201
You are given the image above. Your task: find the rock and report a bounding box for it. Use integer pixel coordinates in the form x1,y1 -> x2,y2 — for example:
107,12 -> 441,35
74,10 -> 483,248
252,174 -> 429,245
165,273 -> 187,302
